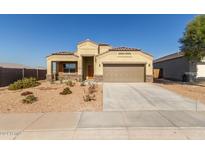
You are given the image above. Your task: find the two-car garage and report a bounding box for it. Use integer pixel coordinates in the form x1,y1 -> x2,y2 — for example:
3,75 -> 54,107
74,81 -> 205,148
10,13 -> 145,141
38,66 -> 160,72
103,64 -> 145,82
95,47 -> 153,83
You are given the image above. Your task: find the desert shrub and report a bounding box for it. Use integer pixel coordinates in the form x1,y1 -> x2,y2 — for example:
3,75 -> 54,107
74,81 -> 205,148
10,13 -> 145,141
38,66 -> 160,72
80,82 -> 86,86
65,80 -> 75,87
21,91 -> 33,96
78,78 -> 83,82
50,79 -> 54,84
60,87 -> 72,95
83,84 -> 97,102
8,77 -> 40,90
22,95 -> 37,104
83,94 -> 96,102
8,80 -> 22,90
88,84 -> 97,94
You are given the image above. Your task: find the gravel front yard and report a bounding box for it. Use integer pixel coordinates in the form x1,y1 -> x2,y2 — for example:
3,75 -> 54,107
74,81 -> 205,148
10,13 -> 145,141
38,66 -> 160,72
0,81 -> 102,113
155,79 -> 205,104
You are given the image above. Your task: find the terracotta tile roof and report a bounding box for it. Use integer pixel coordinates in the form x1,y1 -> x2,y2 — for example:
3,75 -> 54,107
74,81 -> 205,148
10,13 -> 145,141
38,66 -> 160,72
108,47 -> 153,57
154,51 -> 185,63
109,47 -> 140,51
47,51 -> 79,57
51,51 -> 75,55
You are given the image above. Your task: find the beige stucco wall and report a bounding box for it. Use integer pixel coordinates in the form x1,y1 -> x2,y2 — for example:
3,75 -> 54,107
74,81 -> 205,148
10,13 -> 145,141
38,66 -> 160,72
95,51 -> 153,76
99,45 -> 112,54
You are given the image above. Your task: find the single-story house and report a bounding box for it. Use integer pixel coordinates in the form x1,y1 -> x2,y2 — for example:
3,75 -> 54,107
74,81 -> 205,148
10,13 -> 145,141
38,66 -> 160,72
154,51 -> 205,82
46,39 -> 153,82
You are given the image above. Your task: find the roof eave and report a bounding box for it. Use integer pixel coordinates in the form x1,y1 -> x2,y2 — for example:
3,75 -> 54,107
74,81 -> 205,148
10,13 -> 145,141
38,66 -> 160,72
46,54 -> 79,58
154,55 -> 185,63
154,51 -> 185,63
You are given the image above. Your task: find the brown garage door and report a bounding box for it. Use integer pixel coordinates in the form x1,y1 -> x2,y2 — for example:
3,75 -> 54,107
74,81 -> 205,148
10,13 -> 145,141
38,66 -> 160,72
103,64 -> 145,82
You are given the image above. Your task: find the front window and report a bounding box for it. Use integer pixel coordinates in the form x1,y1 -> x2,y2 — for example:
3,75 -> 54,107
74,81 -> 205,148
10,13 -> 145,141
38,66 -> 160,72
63,63 -> 77,73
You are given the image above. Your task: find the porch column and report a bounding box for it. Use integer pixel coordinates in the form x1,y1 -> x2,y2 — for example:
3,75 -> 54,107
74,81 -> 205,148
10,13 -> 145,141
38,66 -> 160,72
78,56 -> 83,76
56,62 -> 59,74
46,60 -> 53,81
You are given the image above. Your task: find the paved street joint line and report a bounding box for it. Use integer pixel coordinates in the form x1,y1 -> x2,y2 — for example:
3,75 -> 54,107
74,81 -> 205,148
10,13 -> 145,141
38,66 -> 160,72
13,113 -> 46,140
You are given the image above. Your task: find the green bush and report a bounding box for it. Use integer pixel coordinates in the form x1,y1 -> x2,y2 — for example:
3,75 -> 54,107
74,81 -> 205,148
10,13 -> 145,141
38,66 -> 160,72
22,95 -> 37,104
60,87 -> 72,95
8,77 -> 40,90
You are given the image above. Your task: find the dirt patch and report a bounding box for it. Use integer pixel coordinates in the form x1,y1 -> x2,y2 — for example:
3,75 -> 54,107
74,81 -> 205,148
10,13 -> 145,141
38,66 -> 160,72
37,87 -> 58,90
0,81 -> 103,113
155,79 -> 205,104
0,87 -> 7,91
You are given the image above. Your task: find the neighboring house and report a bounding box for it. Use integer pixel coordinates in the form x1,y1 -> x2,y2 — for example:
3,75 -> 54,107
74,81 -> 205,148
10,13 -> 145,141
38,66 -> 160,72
46,39 -> 153,82
154,51 -> 205,82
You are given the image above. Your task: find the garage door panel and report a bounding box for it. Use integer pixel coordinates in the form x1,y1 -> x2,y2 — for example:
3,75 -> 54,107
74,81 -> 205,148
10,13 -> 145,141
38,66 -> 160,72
103,64 -> 145,82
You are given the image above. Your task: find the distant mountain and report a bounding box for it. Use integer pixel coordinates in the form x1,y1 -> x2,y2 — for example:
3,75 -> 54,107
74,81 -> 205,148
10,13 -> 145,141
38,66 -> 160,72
0,63 -> 46,70
0,63 -> 32,69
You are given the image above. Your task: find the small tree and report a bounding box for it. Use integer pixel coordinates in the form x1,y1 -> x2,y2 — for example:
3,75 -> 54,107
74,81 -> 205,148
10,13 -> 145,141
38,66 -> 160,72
179,15 -> 205,61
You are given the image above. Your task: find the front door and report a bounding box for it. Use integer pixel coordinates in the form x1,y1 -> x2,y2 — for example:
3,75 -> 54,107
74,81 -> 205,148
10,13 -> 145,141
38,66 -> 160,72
87,64 -> 94,79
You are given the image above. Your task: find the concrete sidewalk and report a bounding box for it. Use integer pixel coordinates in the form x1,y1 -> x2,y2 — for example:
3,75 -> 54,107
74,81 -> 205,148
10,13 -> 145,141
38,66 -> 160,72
1,111 -> 205,139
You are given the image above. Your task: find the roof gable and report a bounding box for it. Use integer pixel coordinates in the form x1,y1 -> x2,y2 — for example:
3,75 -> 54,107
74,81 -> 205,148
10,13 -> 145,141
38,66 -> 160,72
77,39 -> 98,47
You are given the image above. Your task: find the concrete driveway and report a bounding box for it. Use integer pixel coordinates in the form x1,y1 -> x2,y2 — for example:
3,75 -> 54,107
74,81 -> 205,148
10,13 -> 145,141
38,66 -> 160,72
103,83 -> 205,111
1,83 -> 205,139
